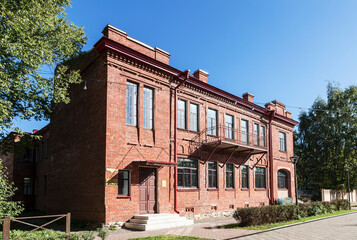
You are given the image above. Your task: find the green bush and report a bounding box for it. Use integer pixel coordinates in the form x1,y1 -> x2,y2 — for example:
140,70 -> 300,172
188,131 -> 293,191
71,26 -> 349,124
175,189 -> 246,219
331,199 -> 349,211
0,230 -> 95,240
233,200 -> 349,227
233,205 -> 298,227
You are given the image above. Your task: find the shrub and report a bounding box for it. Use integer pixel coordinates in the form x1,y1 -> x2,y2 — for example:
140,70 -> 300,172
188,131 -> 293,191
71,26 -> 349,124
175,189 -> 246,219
233,200 -> 349,227
331,199 -> 349,211
108,225 -> 117,231
233,205 -> 298,227
97,228 -> 108,240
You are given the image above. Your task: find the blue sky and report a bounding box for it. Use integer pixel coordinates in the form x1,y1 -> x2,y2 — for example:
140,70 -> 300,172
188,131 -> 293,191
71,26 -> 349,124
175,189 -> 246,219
16,0 -> 357,132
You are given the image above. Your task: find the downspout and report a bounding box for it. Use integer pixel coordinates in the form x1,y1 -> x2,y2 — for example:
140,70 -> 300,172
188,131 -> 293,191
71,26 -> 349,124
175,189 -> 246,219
173,70 -> 190,214
268,110 -> 276,205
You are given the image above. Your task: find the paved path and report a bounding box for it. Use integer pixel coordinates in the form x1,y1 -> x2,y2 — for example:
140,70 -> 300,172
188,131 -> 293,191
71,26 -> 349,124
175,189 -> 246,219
238,212 -> 357,240
105,217 -> 257,240
103,212 -> 357,240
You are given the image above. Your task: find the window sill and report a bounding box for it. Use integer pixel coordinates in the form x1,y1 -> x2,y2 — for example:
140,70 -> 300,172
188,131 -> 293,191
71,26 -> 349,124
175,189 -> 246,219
278,188 -> 289,190
279,150 -> 287,153
117,195 -> 131,199
254,188 -> 267,191
225,188 -> 235,191
207,188 -> 218,191
177,188 -> 200,192
241,188 -> 250,191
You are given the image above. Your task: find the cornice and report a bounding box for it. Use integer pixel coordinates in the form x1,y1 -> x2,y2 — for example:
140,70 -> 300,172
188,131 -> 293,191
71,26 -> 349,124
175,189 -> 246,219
94,37 -> 299,127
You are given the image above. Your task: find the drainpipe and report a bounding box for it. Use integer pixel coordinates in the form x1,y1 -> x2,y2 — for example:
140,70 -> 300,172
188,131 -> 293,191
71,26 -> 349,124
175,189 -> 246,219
173,70 -> 190,214
268,110 -> 276,205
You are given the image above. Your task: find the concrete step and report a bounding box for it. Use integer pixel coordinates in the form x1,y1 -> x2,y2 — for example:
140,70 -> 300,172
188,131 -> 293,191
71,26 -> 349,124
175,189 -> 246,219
129,216 -> 191,224
132,213 -> 181,220
125,214 -> 193,231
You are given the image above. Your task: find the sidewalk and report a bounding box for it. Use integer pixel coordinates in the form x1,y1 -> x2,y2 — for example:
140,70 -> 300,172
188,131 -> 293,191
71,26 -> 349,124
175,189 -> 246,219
102,217 -> 257,240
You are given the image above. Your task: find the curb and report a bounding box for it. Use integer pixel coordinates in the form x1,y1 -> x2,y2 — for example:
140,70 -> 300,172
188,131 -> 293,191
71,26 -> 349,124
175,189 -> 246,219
224,211 -> 357,239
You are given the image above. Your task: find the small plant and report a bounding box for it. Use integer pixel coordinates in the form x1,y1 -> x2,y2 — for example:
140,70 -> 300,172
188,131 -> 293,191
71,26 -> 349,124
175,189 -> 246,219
108,225 -> 117,231
97,228 -> 109,240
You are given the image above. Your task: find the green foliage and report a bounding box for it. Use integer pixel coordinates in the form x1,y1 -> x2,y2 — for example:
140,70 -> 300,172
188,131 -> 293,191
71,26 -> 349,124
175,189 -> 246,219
97,228 -> 108,240
0,0 -> 86,141
331,199 -> 350,211
233,200 -> 349,227
108,225 -> 117,231
294,83 -> 357,199
0,230 -> 95,240
0,159 -> 24,219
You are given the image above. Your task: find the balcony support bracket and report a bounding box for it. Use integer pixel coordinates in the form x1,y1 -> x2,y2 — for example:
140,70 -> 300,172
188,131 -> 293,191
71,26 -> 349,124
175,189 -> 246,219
237,149 -> 254,168
203,142 -> 220,164
220,146 -> 238,168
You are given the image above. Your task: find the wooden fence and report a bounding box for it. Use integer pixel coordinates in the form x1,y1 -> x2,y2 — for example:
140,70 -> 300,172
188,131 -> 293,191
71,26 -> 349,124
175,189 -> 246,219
1,213 -> 70,240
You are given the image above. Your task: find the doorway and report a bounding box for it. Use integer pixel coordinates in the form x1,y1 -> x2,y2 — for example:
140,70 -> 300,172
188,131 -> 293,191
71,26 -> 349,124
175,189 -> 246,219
139,167 -> 156,214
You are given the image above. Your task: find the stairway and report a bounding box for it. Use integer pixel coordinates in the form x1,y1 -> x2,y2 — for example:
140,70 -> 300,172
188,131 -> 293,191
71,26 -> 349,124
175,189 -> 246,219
125,213 -> 194,231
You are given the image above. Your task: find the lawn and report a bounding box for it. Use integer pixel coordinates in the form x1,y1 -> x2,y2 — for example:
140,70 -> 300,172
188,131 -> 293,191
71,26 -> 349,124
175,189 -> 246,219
220,209 -> 357,230
129,236 -> 212,240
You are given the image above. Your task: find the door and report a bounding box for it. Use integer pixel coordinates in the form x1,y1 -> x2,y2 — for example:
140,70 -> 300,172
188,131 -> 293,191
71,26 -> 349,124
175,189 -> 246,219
139,168 -> 156,214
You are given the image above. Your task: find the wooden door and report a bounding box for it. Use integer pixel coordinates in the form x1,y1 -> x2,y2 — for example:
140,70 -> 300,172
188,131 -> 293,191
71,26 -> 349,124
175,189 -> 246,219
139,168 -> 156,214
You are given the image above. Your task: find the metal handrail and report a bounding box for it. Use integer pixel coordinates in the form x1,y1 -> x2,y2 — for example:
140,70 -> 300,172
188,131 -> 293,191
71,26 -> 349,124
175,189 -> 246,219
194,124 -> 267,148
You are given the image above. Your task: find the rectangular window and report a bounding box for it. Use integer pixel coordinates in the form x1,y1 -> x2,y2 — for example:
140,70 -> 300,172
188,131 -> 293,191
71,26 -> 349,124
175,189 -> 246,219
255,167 -> 266,189
43,175 -> 47,196
24,149 -> 33,162
45,139 -> 49,159
24,178 -> 32,195
177,158 -> 198,188
241,165 -> 249,189
225,114 -> 234,139
241,119 -> 249,144
126,82 -> 138,126
226,163 -> 234,189
190,103 -> 199,132
208,161 -> 218,188
35,145 -> 39,162
177,99 -> 186,129
41,141 -> 44,160
260,126 -> 266,147
34,178 -> 38,196
279,132 -> 287,151
143,87 -> 154,129
254,124 -> 259,145
118,170 -> 130,196
208,109 -> 218,136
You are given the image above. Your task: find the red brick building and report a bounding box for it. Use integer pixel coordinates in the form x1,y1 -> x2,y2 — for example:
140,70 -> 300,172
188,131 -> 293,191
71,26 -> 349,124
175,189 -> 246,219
1,25 -> 298,224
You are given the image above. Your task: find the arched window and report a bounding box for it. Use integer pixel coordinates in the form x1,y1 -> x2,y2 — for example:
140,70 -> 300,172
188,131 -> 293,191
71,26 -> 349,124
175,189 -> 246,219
278,170 -> 289,189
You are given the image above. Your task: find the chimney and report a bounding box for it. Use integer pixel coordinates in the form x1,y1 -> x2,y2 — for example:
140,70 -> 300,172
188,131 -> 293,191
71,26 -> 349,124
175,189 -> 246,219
285,111 -> 292,118
265,102 -> 275,111
242,92 -> 254,103
193,69 -> 209,83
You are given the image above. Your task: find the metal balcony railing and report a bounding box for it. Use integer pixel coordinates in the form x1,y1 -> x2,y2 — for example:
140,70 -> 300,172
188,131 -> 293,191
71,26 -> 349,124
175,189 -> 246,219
192,124 -> 267,149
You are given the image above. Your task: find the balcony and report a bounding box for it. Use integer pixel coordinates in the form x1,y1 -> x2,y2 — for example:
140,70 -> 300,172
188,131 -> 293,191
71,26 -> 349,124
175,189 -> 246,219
191,125 -> 267,155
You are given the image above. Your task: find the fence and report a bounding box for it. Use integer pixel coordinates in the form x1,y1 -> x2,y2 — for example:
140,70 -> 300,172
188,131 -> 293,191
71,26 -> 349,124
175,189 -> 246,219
1,213 -> 70,240
321,189 -> 357,203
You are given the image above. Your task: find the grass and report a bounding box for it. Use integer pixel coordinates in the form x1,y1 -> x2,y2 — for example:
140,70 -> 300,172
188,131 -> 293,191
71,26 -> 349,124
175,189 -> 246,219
128,236 -> 212,240
220,209 -> 357,230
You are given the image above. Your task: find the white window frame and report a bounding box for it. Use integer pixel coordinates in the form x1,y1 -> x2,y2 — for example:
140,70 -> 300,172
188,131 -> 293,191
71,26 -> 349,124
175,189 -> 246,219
126,81 -> 138,126
190,103 -> 199,132
143,87 -> 154,129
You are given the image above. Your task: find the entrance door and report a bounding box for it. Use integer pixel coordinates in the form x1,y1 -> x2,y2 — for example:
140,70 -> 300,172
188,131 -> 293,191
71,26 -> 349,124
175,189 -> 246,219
139,168 -> 156,214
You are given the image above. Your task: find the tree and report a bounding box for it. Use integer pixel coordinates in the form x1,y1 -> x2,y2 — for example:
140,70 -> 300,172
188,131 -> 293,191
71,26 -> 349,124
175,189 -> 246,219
295,83 -> 357,200
0,0 -> 86,140
0,159 -> 23,218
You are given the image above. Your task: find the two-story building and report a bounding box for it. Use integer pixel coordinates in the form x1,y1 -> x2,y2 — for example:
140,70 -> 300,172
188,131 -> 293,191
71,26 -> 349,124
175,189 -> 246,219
1,25 -> 298,225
